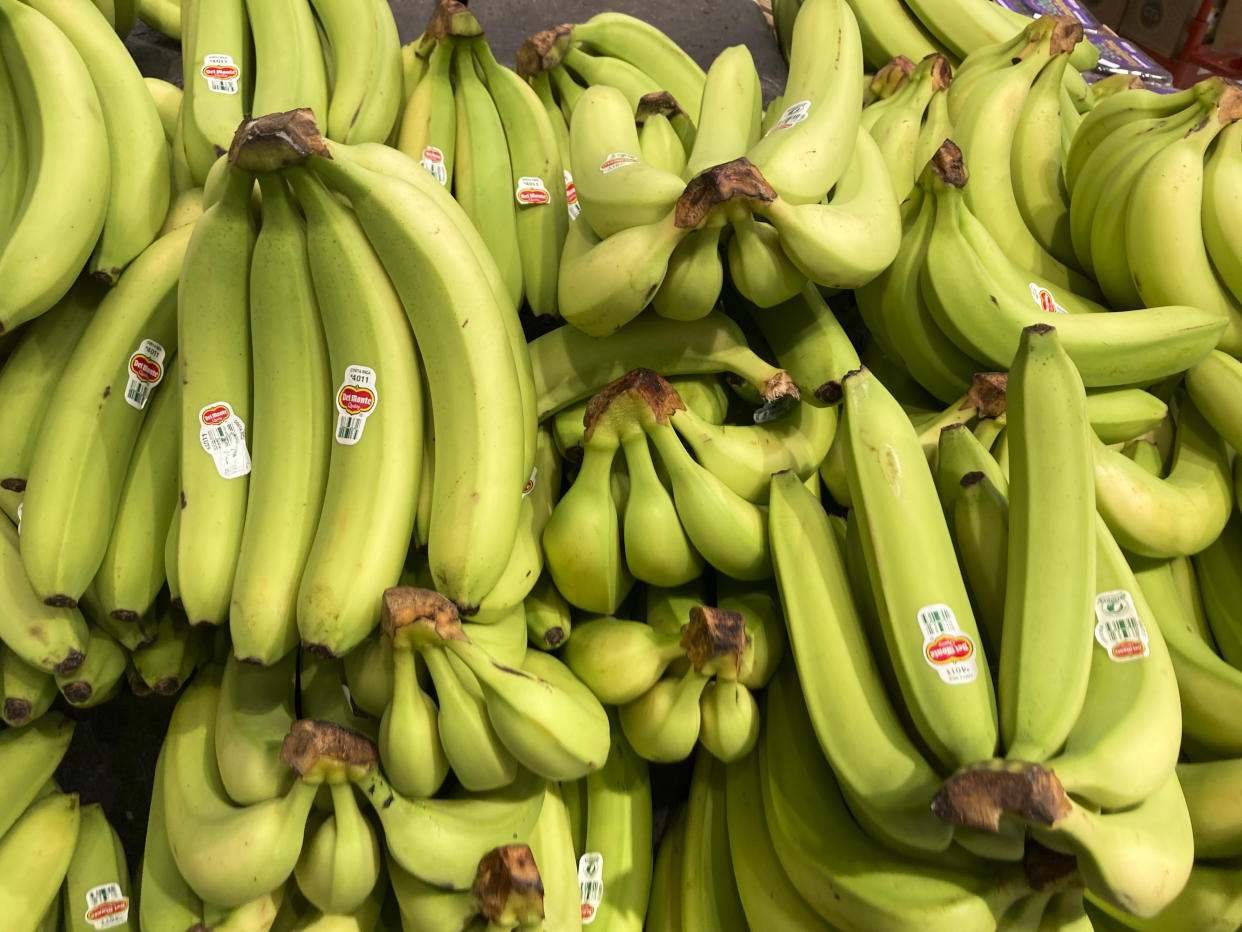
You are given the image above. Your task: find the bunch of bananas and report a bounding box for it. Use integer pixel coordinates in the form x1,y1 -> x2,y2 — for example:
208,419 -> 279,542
0,0 -> 169,330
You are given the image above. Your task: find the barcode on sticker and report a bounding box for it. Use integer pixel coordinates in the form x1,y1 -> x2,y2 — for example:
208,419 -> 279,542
335,365 -> 378,446
564,170 -> 580,221
769,99 -> 811,133
1094,590 -> 1150,661
1029,282 -> 1068,314
579,852 -> 603,924
198,402 -> 251,479
84,882 -> 129,928
125,339 -> 166,409
917,604 -> 978,684
200,54 -> 240,95
421,146 -> 448,186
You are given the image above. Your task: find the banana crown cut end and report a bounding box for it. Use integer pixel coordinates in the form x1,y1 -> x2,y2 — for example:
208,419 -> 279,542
677,159 -> 776,229
584,368 -> 685,441
968,372 -> 1009,419
636,91 -> 687,124
381,586 -> 467,645
424,0 -> 482,41
681,606 -> 751,678
279,718 -> 379,782
930,760 -> 1073,834
473,844 -> 546,925
515,24 -> 573,76
228,110 -> 330,173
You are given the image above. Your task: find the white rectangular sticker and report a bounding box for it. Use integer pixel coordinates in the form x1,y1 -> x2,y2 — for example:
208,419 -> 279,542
579,852 -> 603,924
1094,590 -> 1150,661
201,54 -> 240,95
125,338 -> 166,410
198,401 -> 251,479
335,366 -> 378,446
917,603 -> 979,684
84,882 -> 130,928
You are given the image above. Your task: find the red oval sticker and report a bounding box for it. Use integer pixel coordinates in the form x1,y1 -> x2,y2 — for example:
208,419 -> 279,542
201,404 -> 230,426
926,634 -> 974,665
338,386 -> 376,415
130,354 -> 162,383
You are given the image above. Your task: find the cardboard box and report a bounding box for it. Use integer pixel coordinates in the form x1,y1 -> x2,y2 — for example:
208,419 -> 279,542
1215,0 -> 1242,53
1079,0 -> 1133,28
1117,0 -> 1197,56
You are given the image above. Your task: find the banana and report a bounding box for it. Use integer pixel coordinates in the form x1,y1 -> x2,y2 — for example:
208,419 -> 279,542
697,678 -> 760,763
229,173 -> 331,664
999,324 -> 1096,763
138,0 -> 180,38
354,753 -> 545,890
0,644 -> 58,726
577,714 -> 651,932
307,147 -> 526,616
1086,860 -> 1242,932
397,36 -> 455,185
1010,49 -> 1076,270
19,223 -> 189,608
266,168 -> 416,656
24,0 -> 169,285
340,629 -> 392,719
1092,400 -> 1232,559
741,280 -> 861,397
744,0 -> 864,205
526,781 -> 581,932
214,651 -> 297,805
54,625 -> 127,708
180,0 -> 249,185
129,595 -> 206,695
950,471 -> 1008,665
1085,387 -> 1169,444
162,670 -> 320,908
639,111 -> 687,176
1194,506 -> 1242,668
474,40 -> 568,320
755,127 -> 902,289
175,167 -> 255,627
293,783 -> 381,915
246,0 -> 327,118
1185,348 -> 1242,453
716,575 -> 786,690
560,45 -> 660,111
1126,86 -> 1242,354
453,39 -> 523,311
619,428 -> 704,586
387,853 -> 480,931
0,0 -> 109,332
618,667 -> 708,764
1203,119 -> 1242,309
567,85 -> 686,240
682,45 -> 761,181
1038,515 -> 1181,809
91,369 -> 179,622
644,805 -> 686,932
143,75 -> 182,143
724,750 -> 835,931
762,664 -> 1032,929
854,186 -> 982,403
1174,757 -> 1242,859
768,468 -> 954,853
867,54 -> 947,198
724,215 -> 806,309
311,0 -> 402,144
841,366 -> 998,771
61,803 -> 131,932
915,74 -> 954,172
0,791 -> 82,930
920,142 -> 1227,386
569,12 -> 705,123
0,712 -> 75,838
562,615 -> 686,705
845,0 -> 943,69
0,281 -> 99,522
525,572 -> 572,651
0,29 -> 26,245
530,310 -> 796,419
379,621 -> 451,797
0,515 -> 87,673
541,426 -> 633,613
680,748 -> 747,931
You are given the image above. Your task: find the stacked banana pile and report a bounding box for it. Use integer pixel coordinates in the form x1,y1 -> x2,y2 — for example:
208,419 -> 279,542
4,0 -> 1242,928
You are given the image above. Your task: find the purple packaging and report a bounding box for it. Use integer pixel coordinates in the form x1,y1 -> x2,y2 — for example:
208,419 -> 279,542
1020,0 -> 1104,29
1085,32 -> 1176,84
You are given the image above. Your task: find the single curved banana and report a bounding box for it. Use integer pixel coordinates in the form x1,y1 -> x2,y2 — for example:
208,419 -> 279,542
387,852 -> 481,931
920,146 -> 1227,386
453,39 -> 523,311
680,748 -> 747,931
379,627 -> 450,798
91,371 -> 179,622
841,366 -> 998,771
24,0 -> 169,285
0,517 -> 87,675
867,54 -> 946,198
180,0 -> 250,185
724,215 -> 806,309
1194,507 -> 1242,669
1203,119 -> 1242,308
475,40 -> 569,320
1086,859 -> 1242,932
0,282 -> 99,522
396,36 -> 455,185
697,678 -> 760,763
307,150 -> 525,616
768,469 -> 955,854
245,0 -> 327,120
755,127 -> 901,289
619,429 -> 704,587
1091,400 -> 1232,559
140,742 -> 204,931
561,45 -> 660,113
0,32 -> 27,245
230,173 -> 331,664
62,803 -> 131,932
524,780 -> 581,932
950,471 -> 1008,664
0,0 -> 110,332
741,281 -> 861,397
54,625 -> 126,708
743,0 -> 864,205
1125,86 -> 1242,354
162,670 -> 319,908
0,791 -> 81,929
525,572 -> 572,651
1085,387 -> 1169,444
639,111 -> 688,175
175,167 -> 256,628
1000,324 -> 1096,764
1185,348 -> 1242,454
129,595 -> 205,696
279,167 -> 421,656
308,0 -> 401,144
214,651 -> 297,806
293,783 -> 381,915
562,616 -> 686,705
0,713 -> 75,838
682,44 -> 761,180
1177,756 -> 1242,859
618,667 -> 708,763
530,310 -> 795,419
20,221 -> 191,609
569,12 -> 705,123
652,224 -> 726,321
644,803 -> 686,932
761,666 -> 1031,930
